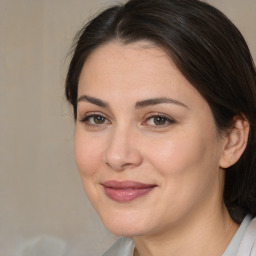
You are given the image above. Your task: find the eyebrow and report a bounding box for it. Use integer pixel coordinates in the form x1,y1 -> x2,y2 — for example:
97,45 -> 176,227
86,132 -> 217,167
77,95 -> 109,108
135,97 -> 189,109
77,95 -> 188,109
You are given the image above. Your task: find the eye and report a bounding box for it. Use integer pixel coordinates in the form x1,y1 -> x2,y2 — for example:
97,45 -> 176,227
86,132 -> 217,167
152,116 -> 168,125
91,115 -> 106,124
79,113 -> 110,126
144,114 -> 175,127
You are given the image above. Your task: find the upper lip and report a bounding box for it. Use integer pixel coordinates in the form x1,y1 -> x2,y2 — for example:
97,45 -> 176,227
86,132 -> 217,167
102,180 -> 157,189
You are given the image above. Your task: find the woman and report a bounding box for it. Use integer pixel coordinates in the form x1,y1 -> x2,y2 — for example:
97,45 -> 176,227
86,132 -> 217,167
65,0 -> 256,255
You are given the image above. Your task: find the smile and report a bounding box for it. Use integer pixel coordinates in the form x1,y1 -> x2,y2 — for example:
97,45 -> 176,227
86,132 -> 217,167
102,180 -> 157,203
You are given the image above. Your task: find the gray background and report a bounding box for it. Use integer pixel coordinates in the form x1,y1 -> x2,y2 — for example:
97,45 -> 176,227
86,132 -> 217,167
0,0 -> 255,255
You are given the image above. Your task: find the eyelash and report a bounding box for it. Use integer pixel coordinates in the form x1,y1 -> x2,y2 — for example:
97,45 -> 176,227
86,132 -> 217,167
79,113 -> 176,128
79,113 -> 110,127
144,113 -> 175,127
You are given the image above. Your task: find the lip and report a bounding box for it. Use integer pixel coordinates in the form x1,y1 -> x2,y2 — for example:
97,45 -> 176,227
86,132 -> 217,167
102,180 -> 157,203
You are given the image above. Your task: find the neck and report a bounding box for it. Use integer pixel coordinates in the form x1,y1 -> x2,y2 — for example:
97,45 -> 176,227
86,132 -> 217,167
133,206 -> 239,256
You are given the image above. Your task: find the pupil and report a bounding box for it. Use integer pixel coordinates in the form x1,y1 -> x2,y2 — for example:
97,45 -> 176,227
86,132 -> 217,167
94,116 -> 104,124
154,117 -> 166,125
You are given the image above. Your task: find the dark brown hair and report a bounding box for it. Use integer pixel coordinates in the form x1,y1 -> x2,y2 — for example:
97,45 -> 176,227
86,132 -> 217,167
65,0 -> 256,222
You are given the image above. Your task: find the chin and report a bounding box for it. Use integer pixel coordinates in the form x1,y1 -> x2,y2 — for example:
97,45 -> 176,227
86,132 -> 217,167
105,223 -> 147,237
100,210 -> 152,237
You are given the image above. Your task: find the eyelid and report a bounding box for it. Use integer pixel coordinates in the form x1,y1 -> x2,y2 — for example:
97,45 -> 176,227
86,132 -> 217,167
77,111 -> 176,129
79,112 -> 111,125
143,112 -> 176,126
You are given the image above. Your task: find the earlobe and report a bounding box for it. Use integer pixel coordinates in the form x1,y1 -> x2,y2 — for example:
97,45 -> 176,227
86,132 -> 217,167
219,116 -> 250,169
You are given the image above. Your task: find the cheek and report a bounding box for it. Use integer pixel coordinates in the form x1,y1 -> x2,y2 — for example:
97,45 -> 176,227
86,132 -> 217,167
145,124 -> 220,190
147,131 -> 206,174
143,129 -> 222,221
74,129 -> 106,207
74,129 -> 103,177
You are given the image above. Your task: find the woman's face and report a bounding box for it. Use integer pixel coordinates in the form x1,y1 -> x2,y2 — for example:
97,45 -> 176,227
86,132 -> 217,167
74,41 -> 227,237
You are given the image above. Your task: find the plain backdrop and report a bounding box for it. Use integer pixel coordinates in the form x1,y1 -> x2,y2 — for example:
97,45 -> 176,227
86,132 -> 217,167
0,0 -> 255,255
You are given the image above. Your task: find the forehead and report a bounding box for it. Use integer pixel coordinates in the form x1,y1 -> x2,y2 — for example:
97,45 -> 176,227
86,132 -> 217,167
77,40 -> 203,107
81,40 -> 174,79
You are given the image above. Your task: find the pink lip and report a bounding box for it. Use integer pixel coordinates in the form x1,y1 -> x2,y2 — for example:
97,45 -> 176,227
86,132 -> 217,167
102,180 -> 157,202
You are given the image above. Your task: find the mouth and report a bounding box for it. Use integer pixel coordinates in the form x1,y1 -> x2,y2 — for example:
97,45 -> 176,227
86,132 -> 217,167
102,180 -> 157,203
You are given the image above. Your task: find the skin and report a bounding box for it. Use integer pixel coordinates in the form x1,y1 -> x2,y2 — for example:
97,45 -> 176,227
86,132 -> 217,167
74,41 -> 240,256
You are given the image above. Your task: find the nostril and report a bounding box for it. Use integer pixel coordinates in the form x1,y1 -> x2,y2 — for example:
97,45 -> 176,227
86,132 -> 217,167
103,146 -> 143,171
102,129 -> 143,171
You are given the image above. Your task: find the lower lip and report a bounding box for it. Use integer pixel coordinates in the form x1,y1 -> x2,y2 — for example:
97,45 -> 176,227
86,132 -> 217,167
104,186 -> 155,202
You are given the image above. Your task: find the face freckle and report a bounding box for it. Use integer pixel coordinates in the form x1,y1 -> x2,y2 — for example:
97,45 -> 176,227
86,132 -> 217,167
74,40 -> 226,237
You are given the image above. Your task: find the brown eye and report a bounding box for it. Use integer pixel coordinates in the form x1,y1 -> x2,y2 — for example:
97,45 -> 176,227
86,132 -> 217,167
153,116 -> 167,125
79,114 -> 110,126
143,114 -> 175,127
93,115 -> 106,124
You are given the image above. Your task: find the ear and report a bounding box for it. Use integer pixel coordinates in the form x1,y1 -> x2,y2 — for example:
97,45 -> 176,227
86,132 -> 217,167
219,115 -> 250,168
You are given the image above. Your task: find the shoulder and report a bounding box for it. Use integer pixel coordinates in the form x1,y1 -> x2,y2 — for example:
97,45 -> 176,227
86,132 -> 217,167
237,216 -> 256,256
102,237 -> 135,256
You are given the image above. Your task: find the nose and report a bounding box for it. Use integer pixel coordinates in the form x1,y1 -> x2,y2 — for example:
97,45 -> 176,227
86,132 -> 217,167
103,126 -> 143,171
